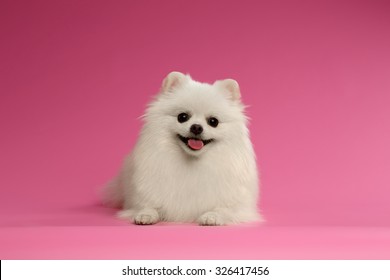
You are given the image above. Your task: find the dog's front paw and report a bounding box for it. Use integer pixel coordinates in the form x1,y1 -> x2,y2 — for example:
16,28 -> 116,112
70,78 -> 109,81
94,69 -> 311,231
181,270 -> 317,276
198,211 -> 225,226
134,209 -> 159,225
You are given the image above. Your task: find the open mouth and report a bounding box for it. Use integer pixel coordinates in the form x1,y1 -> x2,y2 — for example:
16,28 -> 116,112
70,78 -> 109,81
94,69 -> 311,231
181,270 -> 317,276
177,134 -> 213,151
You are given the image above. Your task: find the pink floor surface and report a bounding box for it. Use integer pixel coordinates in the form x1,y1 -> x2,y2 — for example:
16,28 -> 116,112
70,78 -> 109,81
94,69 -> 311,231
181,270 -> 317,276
1,0 -> 390,259
1,204 -> 390,259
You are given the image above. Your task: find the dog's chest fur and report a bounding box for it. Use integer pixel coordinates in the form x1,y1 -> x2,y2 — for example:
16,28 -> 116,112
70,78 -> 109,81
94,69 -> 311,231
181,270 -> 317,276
129,143 -> 252,222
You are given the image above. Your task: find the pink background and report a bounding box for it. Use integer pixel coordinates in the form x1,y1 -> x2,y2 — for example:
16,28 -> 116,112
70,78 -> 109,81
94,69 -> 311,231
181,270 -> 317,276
1,0 -> 390,259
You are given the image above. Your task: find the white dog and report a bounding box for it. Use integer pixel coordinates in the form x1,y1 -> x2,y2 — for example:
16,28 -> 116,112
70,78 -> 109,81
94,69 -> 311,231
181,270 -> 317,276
104,72 -> 261,225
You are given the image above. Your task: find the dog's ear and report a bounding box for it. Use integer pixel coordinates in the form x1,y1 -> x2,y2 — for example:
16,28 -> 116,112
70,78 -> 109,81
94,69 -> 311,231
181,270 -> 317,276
161,71 -> 188,93
214,79 -> 241,101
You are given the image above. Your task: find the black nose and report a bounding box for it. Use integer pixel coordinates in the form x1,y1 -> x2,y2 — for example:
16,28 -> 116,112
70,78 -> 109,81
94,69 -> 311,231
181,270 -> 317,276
190,124 -> 203,135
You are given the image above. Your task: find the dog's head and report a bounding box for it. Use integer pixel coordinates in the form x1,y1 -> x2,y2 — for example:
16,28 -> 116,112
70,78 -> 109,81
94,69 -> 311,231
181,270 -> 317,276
144,71 -> 248,157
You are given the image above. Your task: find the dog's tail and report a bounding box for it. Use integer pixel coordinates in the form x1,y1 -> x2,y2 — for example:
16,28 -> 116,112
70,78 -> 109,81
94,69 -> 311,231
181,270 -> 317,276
101,174 -> 124,208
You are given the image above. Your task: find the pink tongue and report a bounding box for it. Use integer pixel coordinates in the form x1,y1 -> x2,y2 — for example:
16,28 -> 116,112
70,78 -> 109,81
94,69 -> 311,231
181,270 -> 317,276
188,139 -> 204,150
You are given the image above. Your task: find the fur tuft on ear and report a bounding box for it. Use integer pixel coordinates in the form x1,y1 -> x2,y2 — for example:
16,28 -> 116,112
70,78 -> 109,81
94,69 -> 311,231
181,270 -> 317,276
214,79 -> 241,101
161,71 -> 188,93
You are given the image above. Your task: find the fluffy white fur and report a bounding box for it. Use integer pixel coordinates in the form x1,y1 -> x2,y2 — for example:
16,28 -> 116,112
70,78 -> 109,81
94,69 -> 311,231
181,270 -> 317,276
104,72 -> 261,225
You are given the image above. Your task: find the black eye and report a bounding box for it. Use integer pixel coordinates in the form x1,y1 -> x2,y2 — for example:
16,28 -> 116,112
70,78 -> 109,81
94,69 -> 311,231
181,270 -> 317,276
207,117 -> 219,128
177,112 -> 190,123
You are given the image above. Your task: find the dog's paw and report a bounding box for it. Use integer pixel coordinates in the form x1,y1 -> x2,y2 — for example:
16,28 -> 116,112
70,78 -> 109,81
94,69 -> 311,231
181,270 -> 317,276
117,209 -> 135,220
134,209 -> 159,225
198,211 -> 225,226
